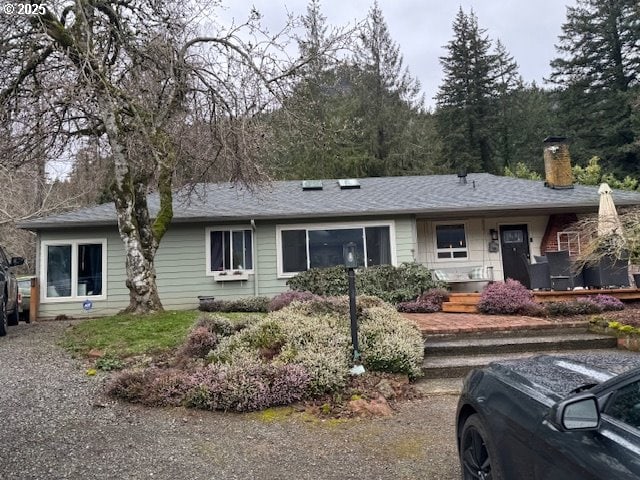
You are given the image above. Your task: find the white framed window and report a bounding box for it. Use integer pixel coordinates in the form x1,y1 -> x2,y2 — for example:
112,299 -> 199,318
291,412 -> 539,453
276,221 -> 396,277
435,223 -> 468,260
41,239 -> 107,302
557,231 -> 581,256
205,227 -> 254,276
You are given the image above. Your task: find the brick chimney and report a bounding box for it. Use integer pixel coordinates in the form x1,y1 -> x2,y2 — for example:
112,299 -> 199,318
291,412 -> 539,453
543,136 -> 574,189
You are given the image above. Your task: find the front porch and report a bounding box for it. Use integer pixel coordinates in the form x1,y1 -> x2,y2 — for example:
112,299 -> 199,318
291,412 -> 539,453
442,288 -> 640,313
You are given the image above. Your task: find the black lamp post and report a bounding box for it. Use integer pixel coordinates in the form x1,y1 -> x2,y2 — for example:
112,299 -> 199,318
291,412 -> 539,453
343,242 -> 363,373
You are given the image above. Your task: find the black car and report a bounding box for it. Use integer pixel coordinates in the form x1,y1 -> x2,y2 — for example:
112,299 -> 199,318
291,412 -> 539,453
457,352 -> 640,480
0,246 -> 24,336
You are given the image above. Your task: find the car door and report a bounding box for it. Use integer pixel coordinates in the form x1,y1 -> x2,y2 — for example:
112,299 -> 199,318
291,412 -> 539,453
0,247 -> 16,311
533,378 -> 640,480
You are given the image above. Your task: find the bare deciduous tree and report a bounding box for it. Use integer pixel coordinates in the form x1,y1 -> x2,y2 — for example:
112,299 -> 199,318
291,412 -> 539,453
1,1 -> 336,314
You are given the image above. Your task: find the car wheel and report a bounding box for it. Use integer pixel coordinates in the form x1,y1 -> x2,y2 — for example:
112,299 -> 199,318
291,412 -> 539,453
460,414 -> 504,480
7,293 -> 19,326
0,300 -> 7,337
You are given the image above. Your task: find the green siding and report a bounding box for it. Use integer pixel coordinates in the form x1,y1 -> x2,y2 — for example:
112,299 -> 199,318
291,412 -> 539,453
36,216 -> 417,318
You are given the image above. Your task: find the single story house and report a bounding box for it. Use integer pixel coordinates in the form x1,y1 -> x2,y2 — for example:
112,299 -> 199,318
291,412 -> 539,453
18,141 -> 640,319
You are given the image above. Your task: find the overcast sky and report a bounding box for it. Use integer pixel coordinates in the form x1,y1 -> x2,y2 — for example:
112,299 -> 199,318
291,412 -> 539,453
219,0 -> 576,108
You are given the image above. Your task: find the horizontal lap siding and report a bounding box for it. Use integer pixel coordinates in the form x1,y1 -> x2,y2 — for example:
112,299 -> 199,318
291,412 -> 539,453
36,216 -> 418,318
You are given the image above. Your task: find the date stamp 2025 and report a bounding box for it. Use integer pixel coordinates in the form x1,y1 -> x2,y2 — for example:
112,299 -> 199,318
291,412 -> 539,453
2,3 -> 46,16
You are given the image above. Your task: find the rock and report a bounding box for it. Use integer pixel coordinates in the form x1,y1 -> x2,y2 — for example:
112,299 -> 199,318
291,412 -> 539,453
375,379 -> 396,400
87,349 -> 104,359
348,395 -> 393,417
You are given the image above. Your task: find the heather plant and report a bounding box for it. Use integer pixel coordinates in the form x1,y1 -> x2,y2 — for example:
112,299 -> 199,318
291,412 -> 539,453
183,360 -> 311,412
106,369 -> 155,403
144,368 -> 197,407
477,279 -> 537,315
209,319 -> 286,364
359,305 -> 424,379
267,291 -> 321,312
544,301 -> 603,316
177,326 -> 219,359
198,296 -> 270,313
397,288 -> 448,313
577,294 -> 624,312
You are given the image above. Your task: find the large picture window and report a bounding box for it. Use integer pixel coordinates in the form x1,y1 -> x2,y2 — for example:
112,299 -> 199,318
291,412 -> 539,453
42,240 -> 106,300
207,228 -> 253,274
277,222 -> 394,276
435,224 -> 468,259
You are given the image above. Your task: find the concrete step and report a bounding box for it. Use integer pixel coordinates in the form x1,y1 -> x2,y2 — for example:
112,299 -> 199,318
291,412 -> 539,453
425,332 -> 617,357
422,346 -> 619,379
442,303 -> 479,313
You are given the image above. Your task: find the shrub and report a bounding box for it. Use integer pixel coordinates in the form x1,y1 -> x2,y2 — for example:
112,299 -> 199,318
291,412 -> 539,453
178,326 -> 219,359
477,279 -> 537,315
210,318 -> 286,364
267,291 -> 321,312
577,294 -> 625,312
359,305 -> 424,379
94,355 -> 125,371
198,296 -> 269,313
183,360 -> 311,412
397,288 -> 448,313
106,369 -> 154,403
194,314 -> 248,337
544,301 -> 603,316
287,263 -> 441,303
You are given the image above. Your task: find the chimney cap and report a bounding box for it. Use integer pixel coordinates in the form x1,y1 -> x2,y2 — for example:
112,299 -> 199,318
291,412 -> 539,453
543,136 -> 568,144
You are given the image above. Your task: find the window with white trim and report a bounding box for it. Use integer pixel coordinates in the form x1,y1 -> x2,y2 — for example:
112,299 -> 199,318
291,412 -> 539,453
43,240 -> 106,299
278,223 -> 393,275
557,231 -> 581,256
206,228 -> 253,274
435,223 -> 468,259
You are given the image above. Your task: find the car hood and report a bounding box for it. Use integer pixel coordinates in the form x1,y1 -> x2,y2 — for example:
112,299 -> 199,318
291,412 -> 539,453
488,351 -> 640,402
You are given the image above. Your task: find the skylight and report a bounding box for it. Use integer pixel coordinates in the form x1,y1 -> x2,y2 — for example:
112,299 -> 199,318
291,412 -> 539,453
338,179 -> 361,189
301,180 -> 323,190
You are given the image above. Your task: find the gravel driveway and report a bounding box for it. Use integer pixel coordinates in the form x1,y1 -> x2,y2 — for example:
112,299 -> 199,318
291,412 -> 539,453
0,321 -> 461,480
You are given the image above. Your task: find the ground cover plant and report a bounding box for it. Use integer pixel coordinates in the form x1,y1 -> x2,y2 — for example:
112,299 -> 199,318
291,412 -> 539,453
105,295 -> 425,414
477,279 -> 538,315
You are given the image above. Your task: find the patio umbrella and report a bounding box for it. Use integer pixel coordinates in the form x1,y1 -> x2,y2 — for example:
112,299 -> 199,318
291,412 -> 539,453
597,183 -> 621,236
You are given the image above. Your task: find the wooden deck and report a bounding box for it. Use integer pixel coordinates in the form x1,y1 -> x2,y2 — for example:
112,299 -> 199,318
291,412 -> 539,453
442,288 -> 640,313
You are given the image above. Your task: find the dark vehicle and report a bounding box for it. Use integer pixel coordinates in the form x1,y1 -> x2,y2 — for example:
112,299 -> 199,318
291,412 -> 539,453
457,352 -> 640,480
0,246 -> 25,336
17,275 -> 34,323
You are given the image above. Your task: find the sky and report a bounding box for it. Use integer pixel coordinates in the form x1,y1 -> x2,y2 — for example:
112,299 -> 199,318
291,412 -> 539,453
218,0 -> 577,108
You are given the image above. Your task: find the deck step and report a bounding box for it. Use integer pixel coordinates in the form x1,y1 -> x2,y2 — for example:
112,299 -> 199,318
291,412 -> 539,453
445,294 -> 480,305
442,303 -> 479,313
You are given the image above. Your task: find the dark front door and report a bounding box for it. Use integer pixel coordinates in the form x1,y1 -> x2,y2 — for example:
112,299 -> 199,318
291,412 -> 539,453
500,224 -> 530,287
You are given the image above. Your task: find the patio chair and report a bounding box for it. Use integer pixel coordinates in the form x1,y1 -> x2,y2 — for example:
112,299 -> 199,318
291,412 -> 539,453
545,250 -> 584,290
582,254 -> 630,289
521,255 -> 551,290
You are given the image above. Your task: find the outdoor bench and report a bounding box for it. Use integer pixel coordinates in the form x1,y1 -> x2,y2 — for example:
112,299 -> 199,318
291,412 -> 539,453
430,265 -> 492,293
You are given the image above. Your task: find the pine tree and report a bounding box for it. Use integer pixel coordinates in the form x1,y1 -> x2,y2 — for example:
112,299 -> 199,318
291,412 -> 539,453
550,0 -> 640,176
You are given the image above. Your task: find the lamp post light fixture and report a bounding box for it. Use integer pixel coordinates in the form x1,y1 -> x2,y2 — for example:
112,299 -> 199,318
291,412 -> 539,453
343,242 -> 364,375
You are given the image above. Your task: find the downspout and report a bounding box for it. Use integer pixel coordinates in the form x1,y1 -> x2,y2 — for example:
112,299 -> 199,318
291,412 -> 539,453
251,219 -> 258,296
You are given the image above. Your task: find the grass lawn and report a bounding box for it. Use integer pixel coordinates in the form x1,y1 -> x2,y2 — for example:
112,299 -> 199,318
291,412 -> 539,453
62,310 -> 268,359
62,310 -> 201,358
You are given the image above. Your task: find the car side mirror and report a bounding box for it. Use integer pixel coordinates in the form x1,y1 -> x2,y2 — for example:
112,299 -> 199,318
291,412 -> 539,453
10,257 -> 25,267
551,394 -> 600,431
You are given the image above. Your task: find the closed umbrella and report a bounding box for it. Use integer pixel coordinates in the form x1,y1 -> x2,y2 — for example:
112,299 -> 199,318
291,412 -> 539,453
597,183 -> 621,237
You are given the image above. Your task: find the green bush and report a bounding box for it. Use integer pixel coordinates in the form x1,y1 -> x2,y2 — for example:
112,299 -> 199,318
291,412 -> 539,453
359,304 -> 424,379
286,263 -> 440,303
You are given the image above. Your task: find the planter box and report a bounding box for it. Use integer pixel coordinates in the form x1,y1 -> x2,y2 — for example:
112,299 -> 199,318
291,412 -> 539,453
213,271 -> 249,282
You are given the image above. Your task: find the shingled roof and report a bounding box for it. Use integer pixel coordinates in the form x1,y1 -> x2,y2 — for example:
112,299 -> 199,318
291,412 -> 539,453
19,173 -> 640,229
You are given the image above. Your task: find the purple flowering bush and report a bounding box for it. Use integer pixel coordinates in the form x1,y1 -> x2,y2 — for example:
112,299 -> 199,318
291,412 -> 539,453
267,291 -> 321,312
396,288 -> 448,313
578,294 -> 625,312
478,279 -> 537,315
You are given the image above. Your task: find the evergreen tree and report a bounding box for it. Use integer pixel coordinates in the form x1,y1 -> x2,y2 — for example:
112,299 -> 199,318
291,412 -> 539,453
351,1 -> 424,176
435,8 -> 519,174
550,0 -> 640,176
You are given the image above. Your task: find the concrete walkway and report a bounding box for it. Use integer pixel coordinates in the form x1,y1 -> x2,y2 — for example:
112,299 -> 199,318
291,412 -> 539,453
404,312 -> 588,336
